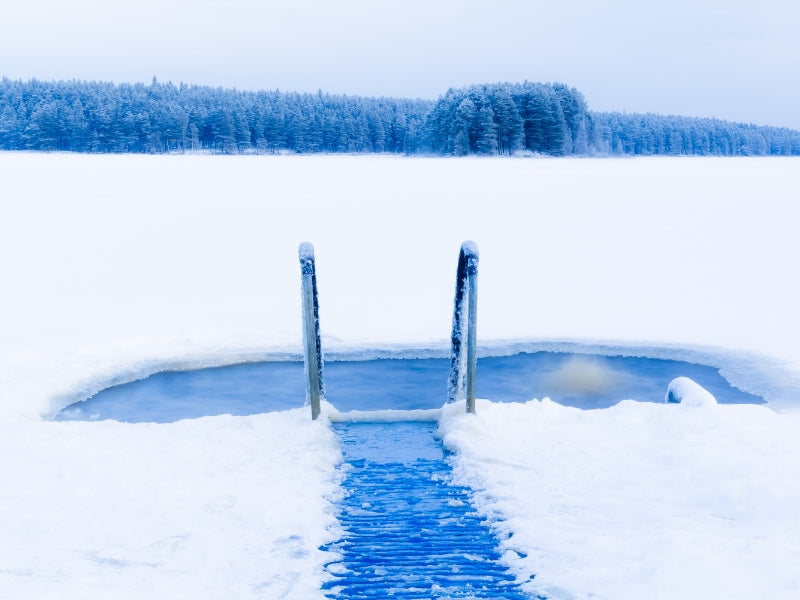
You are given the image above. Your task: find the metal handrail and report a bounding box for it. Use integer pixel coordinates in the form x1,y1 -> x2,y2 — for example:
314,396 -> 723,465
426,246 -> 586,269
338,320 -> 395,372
299,242 -> 324,420
300,241 -> 479,419
447,241 -> 479,413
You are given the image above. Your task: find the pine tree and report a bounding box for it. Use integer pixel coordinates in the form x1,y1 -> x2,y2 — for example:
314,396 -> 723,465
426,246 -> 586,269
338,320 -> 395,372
25,101 -> 60,150
492,87 -> 523,155
455,97 -> 477,153
476,106 -> 498,154
0,105 -> 20,149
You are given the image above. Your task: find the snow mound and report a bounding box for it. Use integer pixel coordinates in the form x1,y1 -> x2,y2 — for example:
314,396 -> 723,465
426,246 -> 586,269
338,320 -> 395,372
666,376 -> 718,406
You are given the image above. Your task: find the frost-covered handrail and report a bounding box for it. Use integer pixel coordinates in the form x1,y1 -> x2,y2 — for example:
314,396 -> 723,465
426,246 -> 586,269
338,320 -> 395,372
448,241 -> 479,413
299,242 -> 325,420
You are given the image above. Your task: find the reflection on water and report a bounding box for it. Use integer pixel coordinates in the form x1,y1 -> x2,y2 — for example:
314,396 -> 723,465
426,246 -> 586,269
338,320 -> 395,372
542,356 -> 631,396
55,351 -> 763,423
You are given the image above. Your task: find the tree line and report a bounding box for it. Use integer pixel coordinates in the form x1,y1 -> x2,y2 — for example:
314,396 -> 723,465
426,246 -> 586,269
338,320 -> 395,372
1,77 -> 798,156
592,112 -> 800,156
0,78 -> 431,154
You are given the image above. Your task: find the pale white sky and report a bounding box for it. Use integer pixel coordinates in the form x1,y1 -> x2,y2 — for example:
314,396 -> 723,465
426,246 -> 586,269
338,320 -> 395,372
1,0 -> 798,129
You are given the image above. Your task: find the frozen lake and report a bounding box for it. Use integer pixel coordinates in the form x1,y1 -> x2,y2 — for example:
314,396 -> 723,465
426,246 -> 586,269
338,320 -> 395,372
4,154 -> 800,600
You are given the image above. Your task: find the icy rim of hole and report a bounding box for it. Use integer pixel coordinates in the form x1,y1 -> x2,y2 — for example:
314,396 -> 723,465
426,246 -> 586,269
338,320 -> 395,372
44,338 -> 800,420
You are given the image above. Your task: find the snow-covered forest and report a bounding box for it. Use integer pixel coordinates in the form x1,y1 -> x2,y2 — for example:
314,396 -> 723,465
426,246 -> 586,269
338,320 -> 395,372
1,78 -> 798,156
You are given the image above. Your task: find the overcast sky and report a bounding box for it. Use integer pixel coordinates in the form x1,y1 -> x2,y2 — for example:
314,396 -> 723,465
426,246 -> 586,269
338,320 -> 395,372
1,0 -> 798,129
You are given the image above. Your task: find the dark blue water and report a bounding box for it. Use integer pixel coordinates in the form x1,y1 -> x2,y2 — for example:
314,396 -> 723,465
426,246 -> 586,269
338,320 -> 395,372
55,351 -> 762,422
323,422 -> 537,600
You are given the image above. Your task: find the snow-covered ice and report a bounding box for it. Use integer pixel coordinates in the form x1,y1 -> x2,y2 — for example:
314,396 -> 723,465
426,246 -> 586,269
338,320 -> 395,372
3,153 -> 800,419
2,152 -> 800,598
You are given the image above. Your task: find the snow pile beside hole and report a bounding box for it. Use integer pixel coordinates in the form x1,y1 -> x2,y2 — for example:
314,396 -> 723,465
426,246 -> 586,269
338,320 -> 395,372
438,398 -> 800,600
666,376 -> 718,406
0,408 -> 344,599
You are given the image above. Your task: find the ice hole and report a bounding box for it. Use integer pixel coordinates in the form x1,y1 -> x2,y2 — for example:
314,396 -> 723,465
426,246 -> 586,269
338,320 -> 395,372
55,350 -> 762,423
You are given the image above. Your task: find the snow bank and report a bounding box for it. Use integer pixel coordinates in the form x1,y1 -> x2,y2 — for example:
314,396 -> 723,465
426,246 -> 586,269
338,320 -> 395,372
0,407 -> 343,600
438,399 -> 800,600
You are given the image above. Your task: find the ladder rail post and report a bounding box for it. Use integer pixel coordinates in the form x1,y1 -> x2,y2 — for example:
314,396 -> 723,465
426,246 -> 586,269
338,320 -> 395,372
448,241 -> 479,413
299,242 -> 324,420
464,245 -> 479,414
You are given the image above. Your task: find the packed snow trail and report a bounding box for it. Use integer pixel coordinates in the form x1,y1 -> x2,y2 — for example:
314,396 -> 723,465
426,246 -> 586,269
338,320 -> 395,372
321,422 -> 536,599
